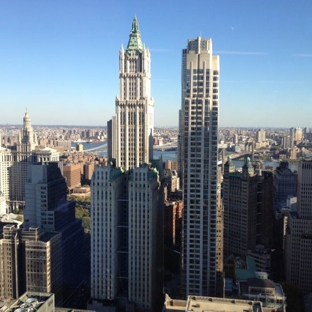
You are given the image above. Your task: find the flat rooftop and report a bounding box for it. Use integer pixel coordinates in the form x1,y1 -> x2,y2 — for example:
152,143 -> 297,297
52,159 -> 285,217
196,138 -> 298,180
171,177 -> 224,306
186,296 -> 263,312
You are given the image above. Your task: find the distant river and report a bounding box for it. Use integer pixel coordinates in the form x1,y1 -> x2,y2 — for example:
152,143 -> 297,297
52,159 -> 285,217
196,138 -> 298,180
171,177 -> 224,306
71,142 -> 298,172
71,142 -> 178,161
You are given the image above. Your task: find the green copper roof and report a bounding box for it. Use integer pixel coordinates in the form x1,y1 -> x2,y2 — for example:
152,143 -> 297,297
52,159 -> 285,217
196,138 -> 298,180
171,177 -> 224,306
126,16 -> 143,55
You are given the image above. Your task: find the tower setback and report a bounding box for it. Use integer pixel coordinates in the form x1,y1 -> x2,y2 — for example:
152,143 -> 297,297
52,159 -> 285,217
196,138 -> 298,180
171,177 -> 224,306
108,16 -> 154,170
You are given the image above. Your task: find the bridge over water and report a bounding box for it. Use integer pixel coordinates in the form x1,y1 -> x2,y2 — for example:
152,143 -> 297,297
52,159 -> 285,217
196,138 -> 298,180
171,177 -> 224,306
81,142 -> 107,152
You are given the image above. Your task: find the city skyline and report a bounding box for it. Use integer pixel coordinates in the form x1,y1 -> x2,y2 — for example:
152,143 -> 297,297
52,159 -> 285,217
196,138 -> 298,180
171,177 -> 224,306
0,1 -> 311,127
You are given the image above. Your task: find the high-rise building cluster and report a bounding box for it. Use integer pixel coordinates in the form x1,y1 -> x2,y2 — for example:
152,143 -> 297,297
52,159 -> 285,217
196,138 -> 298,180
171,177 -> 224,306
0,162 -> 84,304
3,13 -> 312,312
0,110 -> 59,210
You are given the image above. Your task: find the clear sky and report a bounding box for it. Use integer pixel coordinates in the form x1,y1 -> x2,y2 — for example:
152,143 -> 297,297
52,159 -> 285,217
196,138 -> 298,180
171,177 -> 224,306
0,0 -> 311,127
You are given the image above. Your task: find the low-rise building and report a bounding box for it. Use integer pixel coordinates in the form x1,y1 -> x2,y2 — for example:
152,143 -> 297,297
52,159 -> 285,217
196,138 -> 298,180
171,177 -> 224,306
163,294 -> 263,312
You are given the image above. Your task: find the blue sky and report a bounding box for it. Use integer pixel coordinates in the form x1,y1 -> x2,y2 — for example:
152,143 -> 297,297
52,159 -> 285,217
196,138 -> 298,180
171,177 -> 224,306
0,0 -> 311,127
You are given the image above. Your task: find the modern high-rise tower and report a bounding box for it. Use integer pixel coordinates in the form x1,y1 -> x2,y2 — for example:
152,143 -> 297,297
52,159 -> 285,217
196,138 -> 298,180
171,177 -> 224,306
179,37 -> 223,297
108,16 -> 154,170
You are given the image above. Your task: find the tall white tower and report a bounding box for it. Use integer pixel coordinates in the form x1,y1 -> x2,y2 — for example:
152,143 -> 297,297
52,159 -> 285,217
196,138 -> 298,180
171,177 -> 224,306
91,17 -> 163,312
180,37 -> 222,297
108,16 -> 154,170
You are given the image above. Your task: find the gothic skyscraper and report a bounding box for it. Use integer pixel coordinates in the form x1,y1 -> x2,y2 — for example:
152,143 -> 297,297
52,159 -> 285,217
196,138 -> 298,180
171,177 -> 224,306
91,17 -> 163,312
179,37 -> 223,297
108,16 -> 154,170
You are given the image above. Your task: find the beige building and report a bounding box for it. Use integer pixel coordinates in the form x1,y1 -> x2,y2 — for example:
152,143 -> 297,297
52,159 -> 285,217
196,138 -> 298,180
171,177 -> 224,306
91,163 -> 163,311
180,36 -> 223,298
84,162 -> 95,180
163,294 -> 263,312
0,225 -> 62,303
23,228 -> 63,302
0,148 -> 13,205
0,224 -> 20,299
63,163 -> 81,192
108,16 -> 154,170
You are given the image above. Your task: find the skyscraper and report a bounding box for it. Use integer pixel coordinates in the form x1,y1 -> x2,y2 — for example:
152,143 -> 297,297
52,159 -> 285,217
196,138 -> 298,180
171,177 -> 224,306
91,17 -> 163,311
285,159 -> 312,292
23,162 -> 84,296
108,16 -> 154,170
180,37 -> 223,297
223,157 -> 274,260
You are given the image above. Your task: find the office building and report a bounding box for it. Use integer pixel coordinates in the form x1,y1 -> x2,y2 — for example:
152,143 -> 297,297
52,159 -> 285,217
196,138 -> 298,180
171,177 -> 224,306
23,162 -> 84,297
91,17 -> 163,312
180,36 -> 223,297
63,163 -> 81,193
0,224 -> 21,299
291,127 -> 303,143
273,161 -> 297,210
284,159 -> 312,293
223,158 -> 274,259
0,224 -> 63,303
23,227 -> 62,300
256,129 -> 266,143
0,148 -> 13,204
91,163 -> 163,311
107,16 -> 154,170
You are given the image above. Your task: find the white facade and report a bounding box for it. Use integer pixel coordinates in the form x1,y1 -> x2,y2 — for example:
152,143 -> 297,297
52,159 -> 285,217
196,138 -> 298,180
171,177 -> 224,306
0,148 -> 13,202
128,165 -> 160,310
31,147 -> 60,163
109,16 -> 154,170
91,164 -> 162,311
92,17 -> 162,311
180,37 -> 221,297
91,165 -> 124,300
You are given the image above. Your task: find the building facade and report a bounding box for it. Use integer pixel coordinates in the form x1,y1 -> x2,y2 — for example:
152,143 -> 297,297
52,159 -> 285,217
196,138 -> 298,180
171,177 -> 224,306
180,37 -> 223,297
223,158 -> 274,259
108,16 -> 154,170
23,162 -> 84,297
91,17 -> 163,312
91,164 -> 163,311
10,109 -> 38,209
284,159 -> 312,293
0,110 -> 60,212
273,161 -> 297,210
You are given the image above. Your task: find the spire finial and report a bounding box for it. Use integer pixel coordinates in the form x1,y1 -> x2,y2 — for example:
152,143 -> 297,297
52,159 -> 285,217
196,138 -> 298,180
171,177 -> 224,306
126,16 -> 143,55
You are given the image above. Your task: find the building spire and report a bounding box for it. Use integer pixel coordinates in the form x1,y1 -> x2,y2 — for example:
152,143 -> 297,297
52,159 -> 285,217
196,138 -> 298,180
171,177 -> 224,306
23,107 -> 31,129
126,16 -> 143,55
